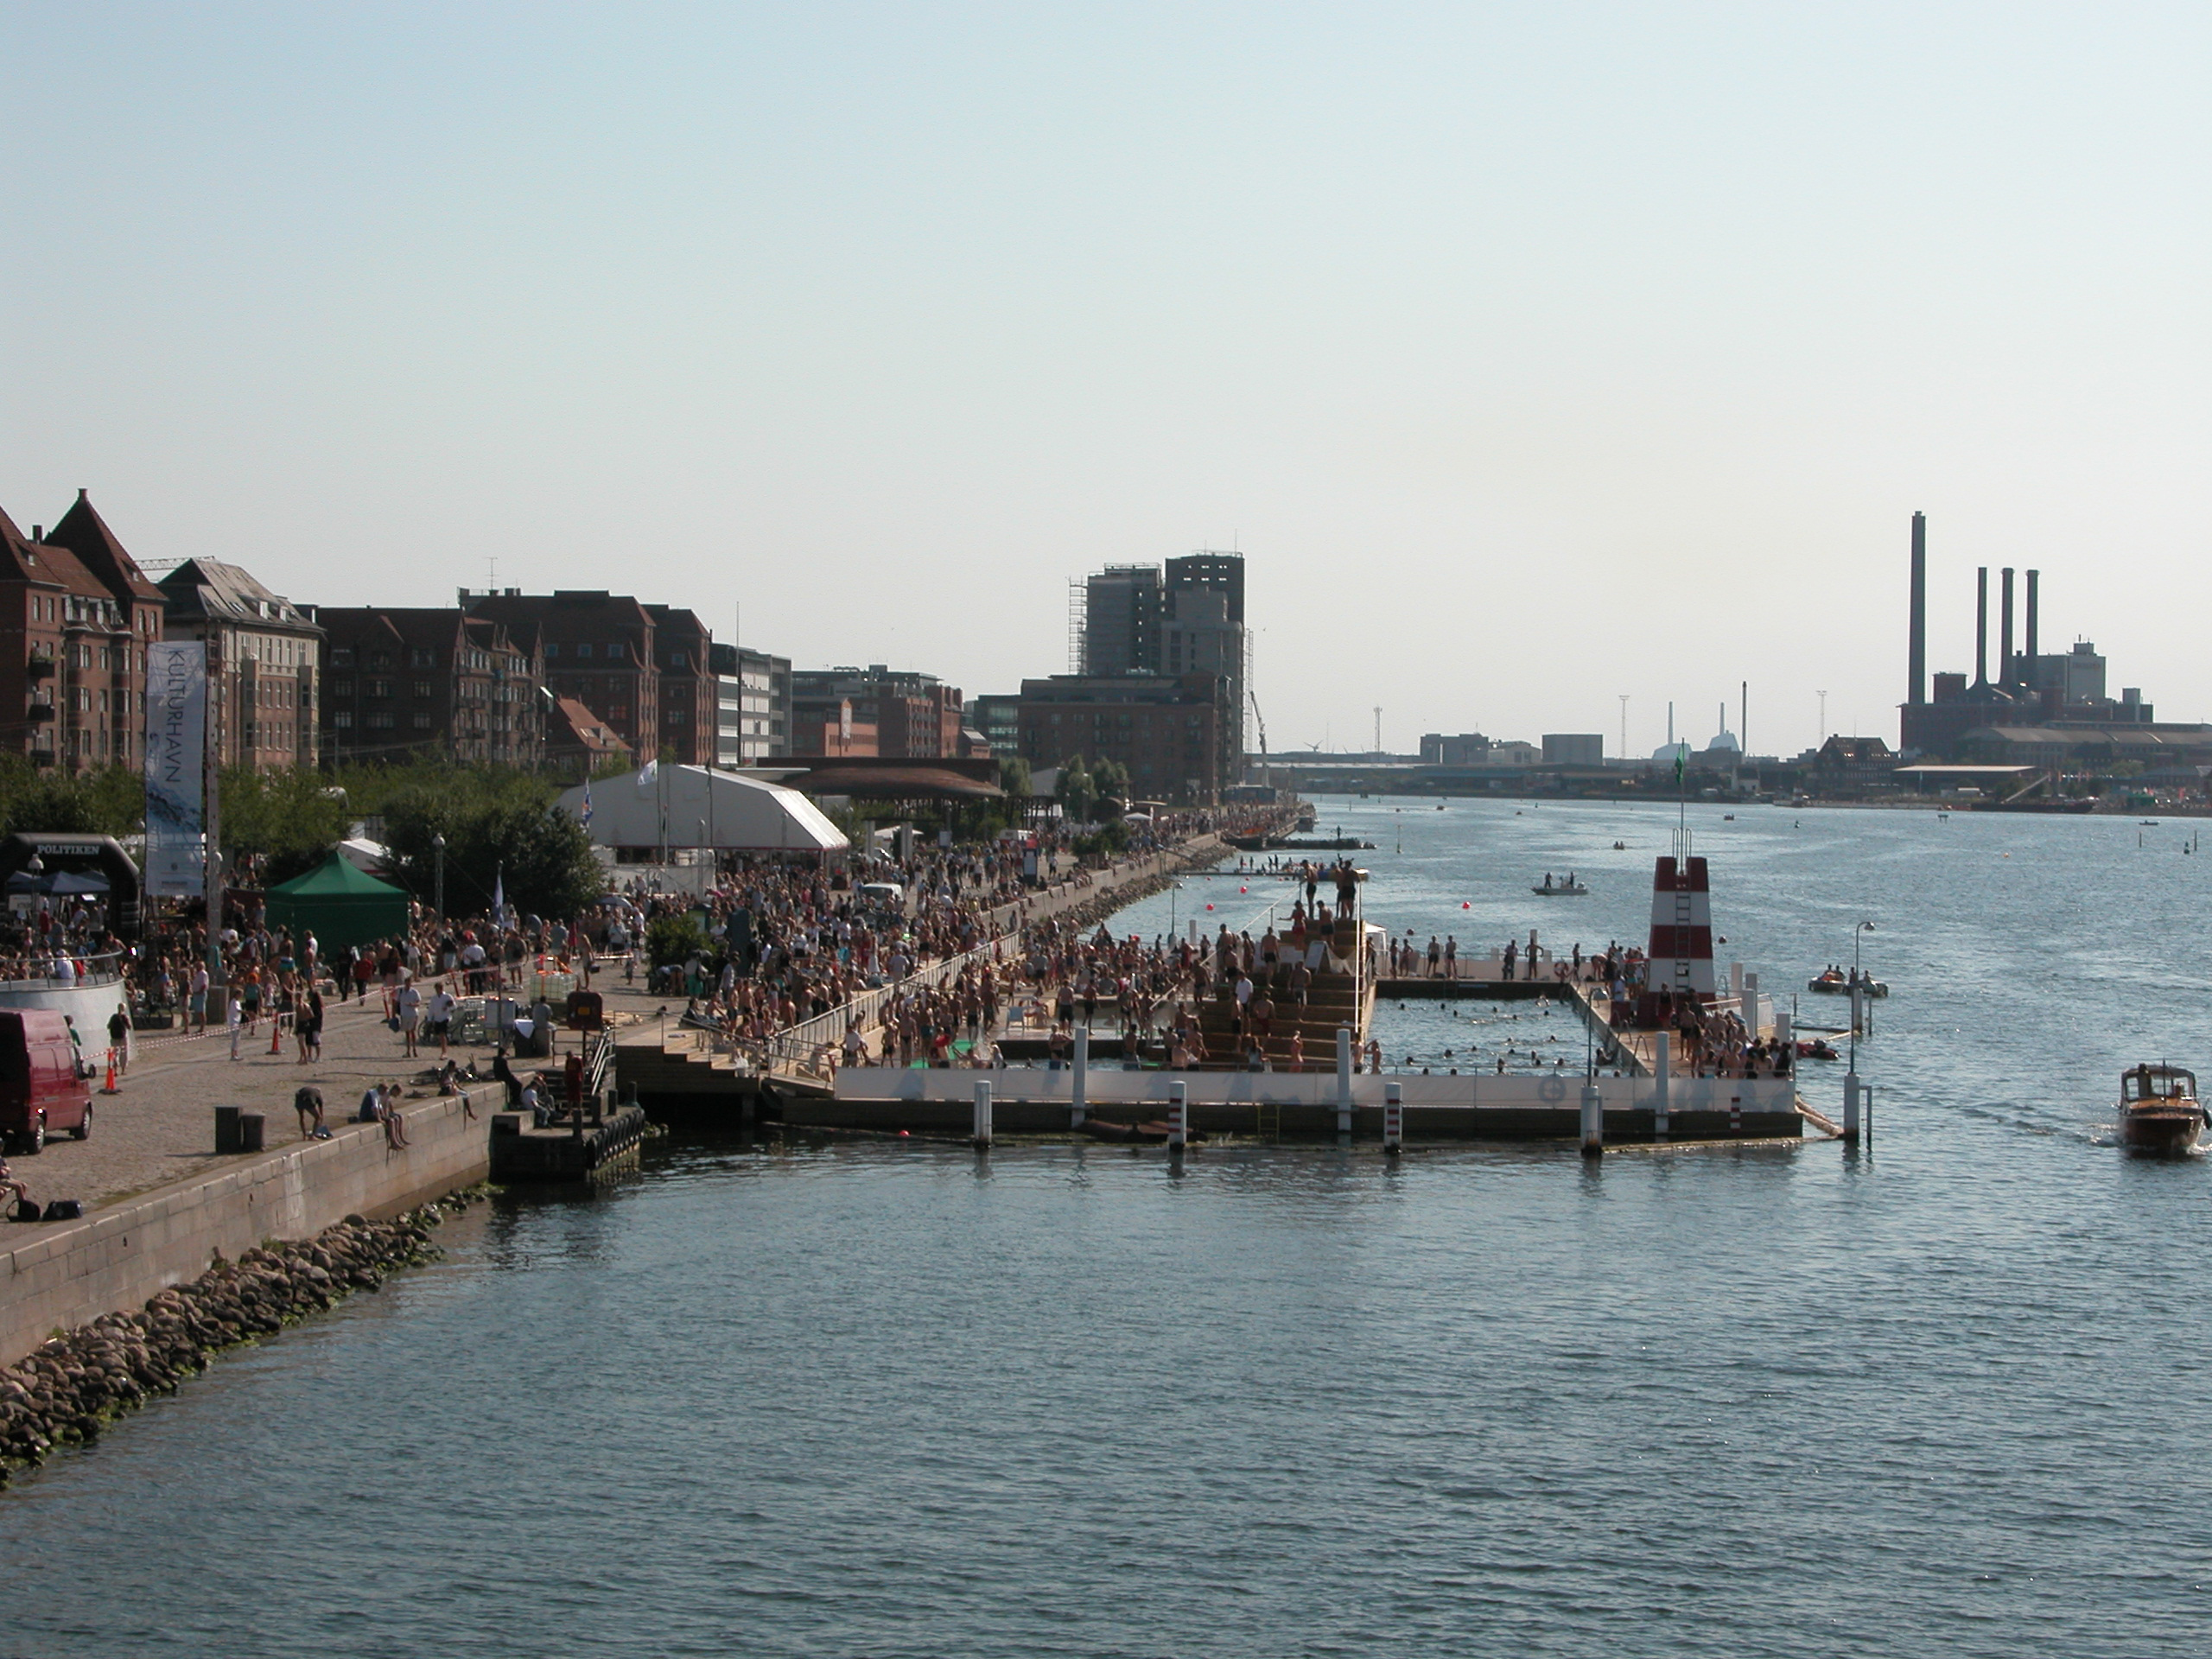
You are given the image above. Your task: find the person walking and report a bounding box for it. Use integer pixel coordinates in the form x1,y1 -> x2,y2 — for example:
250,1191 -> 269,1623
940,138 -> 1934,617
395,980 -> 423,1058
106,1002 -> 130,1078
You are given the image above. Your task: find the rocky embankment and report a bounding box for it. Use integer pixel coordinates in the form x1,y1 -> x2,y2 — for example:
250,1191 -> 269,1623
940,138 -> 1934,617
0,1192 -> 486,1486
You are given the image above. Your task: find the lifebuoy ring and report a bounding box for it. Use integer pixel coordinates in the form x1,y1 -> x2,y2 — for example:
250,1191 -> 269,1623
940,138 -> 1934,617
1537,1075 -> 1567,1103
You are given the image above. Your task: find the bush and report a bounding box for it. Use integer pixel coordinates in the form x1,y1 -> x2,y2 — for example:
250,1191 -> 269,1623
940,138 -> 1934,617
646,912 -> 711,969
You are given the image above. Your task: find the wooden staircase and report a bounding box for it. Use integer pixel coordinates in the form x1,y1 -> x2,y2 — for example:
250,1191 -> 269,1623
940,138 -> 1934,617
1192,913 -> 1371,1069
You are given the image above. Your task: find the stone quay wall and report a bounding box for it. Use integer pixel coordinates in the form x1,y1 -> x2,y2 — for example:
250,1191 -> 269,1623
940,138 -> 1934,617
0,1085 -> 497,1368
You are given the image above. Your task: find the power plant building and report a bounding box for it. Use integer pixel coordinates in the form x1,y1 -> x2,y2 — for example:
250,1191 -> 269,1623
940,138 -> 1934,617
1898,513 -> 2210,778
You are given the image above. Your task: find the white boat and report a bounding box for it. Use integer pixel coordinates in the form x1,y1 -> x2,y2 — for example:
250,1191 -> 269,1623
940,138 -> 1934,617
1532,876 -> 1588,896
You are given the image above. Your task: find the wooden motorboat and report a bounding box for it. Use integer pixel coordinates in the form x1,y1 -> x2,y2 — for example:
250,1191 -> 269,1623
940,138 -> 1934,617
1808,969 -> 1888,999
2118,1064 -> 2204,1157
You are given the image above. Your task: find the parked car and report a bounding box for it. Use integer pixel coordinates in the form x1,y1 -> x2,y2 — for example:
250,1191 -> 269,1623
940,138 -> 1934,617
0,1009 -> 93,1154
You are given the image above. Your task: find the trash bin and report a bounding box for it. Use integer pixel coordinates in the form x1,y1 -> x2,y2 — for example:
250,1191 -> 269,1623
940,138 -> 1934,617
238,1112 -> 265,1153
214,1105 -> 243,1154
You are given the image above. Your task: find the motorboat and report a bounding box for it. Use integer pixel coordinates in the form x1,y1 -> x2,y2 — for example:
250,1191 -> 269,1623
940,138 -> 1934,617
1794,1038 -> 1840,1062
1611,841 -> 1627,850
1531,875 -> 1589,896
2117,1064 -> 2204,1157
1808,969 -> 1888,999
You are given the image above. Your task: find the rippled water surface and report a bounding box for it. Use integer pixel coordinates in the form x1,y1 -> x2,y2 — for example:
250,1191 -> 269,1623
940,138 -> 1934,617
6,801 -> 2211,1656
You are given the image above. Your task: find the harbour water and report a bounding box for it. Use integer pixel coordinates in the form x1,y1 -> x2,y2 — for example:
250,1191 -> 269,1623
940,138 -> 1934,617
7,800 -> 2212,1656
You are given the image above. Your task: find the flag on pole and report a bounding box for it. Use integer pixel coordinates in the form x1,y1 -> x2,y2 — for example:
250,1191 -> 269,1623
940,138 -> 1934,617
580,777 -> 594,830
637,759 -> 658,791
493,866 -> 505,921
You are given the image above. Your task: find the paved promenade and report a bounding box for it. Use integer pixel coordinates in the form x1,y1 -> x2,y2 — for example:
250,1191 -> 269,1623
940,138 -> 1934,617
9,988 -> 556,1218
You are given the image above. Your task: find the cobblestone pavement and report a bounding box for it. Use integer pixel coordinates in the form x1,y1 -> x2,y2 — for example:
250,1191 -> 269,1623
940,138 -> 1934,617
9,984 -> 590,1217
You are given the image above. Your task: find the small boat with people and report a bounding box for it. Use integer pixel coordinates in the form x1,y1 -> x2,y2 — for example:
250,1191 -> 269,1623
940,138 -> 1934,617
2117,1064 -> 2205,1157
1808,967 -> 1888,999
1532,872 -> 1588,896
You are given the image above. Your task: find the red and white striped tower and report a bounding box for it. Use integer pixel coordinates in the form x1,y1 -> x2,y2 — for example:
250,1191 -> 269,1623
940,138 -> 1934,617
1647,854 -> 1718,1001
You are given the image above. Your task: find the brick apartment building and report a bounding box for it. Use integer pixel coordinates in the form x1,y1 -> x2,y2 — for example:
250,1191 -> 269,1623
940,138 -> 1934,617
464,589 -> 725,765
0,492 -> 166,773
790,665 -> 963,760
158,559 -> 322,771
315,608 -> 543,766
1016,672 -> 1224,804
645,604 -> 715,766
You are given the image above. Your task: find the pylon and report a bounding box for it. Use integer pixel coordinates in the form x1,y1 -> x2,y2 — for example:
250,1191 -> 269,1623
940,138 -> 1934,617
268,1018 -> 284,1055
101,1049 -> 120,1094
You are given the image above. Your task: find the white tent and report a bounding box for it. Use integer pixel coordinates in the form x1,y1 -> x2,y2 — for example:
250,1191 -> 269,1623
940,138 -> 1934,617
555,765 -> 849,854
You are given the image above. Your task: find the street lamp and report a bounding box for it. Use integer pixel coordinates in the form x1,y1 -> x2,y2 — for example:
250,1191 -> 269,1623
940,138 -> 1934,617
433,832 -> 446,920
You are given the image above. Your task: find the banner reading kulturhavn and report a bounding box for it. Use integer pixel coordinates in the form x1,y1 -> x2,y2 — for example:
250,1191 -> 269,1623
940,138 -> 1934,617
143,640 -> 207,899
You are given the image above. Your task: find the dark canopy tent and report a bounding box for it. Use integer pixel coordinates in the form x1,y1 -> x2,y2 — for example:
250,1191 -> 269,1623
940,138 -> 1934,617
262,853 -> 410,953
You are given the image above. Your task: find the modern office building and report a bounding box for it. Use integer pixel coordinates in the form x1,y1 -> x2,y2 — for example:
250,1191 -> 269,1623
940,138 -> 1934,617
708,642 -> 791,766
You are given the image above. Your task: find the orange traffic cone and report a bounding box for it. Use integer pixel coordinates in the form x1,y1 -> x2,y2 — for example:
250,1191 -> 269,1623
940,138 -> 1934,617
101,1048 -> 120,1095
268,1018 -> 284,1056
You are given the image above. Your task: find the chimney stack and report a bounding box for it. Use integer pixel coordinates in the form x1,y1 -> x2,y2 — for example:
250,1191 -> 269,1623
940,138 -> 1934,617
1975,567 -> 1989,686
1907,512 -> 1927,705
2025,569 -> 2039,662
2000,568 -> 2015,684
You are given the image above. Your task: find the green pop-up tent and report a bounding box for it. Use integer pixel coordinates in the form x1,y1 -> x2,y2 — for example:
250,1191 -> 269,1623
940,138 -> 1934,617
262,853 -> 410,954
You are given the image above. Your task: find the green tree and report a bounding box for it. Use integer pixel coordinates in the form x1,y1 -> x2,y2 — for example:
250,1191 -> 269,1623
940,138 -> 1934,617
996,754 -> 1033,799
1054,754 -> 1096,823
219,766 -> 353,885
1092,755 -> 1131,810
379,780 -> 604,919
0,759 -> 143,840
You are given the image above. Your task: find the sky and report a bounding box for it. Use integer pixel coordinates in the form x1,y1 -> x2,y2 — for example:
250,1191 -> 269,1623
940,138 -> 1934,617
5,2 -> 2208,758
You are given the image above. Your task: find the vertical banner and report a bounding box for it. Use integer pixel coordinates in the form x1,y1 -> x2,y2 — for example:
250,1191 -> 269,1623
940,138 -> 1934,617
144,640 -> 207,899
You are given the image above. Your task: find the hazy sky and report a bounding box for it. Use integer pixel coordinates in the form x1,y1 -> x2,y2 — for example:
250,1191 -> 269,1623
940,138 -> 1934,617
6,3 -> 2207,756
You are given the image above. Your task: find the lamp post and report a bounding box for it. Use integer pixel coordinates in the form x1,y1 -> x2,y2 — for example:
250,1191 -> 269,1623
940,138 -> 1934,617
433,833 -> 446,920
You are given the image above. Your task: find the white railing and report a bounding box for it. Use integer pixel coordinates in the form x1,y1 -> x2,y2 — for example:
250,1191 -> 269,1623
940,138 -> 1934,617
833,1069 -> 1802,1114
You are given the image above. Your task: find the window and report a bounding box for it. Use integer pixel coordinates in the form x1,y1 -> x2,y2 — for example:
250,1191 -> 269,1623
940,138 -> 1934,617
334,710 -> 354,730
332,648 -> 354,667
366,711 -> 394,730
330,680 -> 353,697
411,649 -> 435,668
543,643 -> 557,658
412,712 -> 433,730
607,642 -> 624,660
575,643 -> 593,658
669,651 -> 686,668
369,652 -> 391,668
413,680 -> 433,699
366,679 -> 391,698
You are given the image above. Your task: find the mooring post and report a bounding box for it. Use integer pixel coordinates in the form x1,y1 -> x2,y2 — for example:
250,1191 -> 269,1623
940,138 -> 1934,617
1842,1069 -> 1861,1147
1652,1031 -> 1671,1136
1336,1027 -> 1354,1137
1071,1026 -> 1088,1129
1580,1078 -> 1604,1159
1743,970 -> 1759,1031
1383,1081 -> 1402,1154
973,1078 -> 993,1149
1167,1080 -> 1187,1151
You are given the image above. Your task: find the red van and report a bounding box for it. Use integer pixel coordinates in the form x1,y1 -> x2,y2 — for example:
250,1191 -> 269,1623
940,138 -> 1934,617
0,1010 -> 92,1154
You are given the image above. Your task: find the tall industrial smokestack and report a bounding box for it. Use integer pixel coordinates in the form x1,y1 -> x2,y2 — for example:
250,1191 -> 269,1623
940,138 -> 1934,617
1908,512 -> 1927,705
2000,568 -> 2015,684
2025,569 -> 2039,661
1975,566 -> 1989,686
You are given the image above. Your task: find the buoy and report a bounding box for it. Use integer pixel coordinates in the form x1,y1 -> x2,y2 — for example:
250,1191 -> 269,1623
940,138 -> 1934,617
1205,903 -> 1215,911
1239,886 -> 1248,893
101,1050 -> 119,1095
1462,901 -> 1471,909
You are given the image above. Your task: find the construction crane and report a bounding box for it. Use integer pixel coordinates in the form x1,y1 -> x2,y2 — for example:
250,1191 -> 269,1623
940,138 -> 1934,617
1248,688 -> 1270,790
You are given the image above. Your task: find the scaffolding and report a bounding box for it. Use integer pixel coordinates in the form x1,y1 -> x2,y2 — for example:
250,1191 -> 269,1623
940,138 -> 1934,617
1067,579 -> 1086,675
